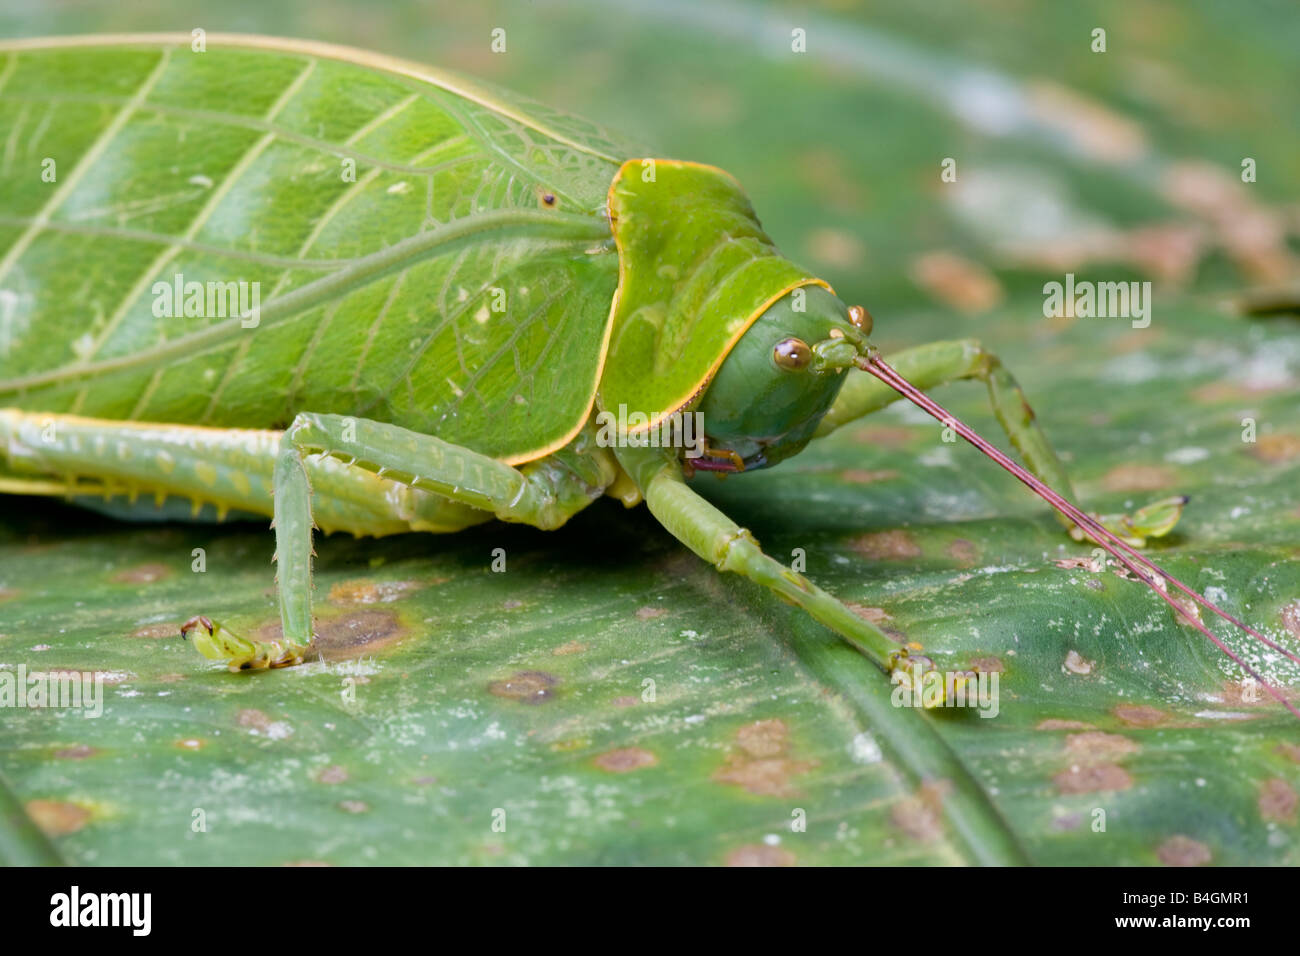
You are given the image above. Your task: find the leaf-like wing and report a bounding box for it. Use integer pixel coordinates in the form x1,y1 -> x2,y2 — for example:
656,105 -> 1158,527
0,35 -> 632,462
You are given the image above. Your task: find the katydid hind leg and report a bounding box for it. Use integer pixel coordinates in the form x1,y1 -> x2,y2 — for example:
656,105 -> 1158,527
814,339 -> 1186,545
0,408 -> 490,535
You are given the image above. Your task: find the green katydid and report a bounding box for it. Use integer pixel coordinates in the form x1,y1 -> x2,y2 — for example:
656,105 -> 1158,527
0,33 -> 1295,730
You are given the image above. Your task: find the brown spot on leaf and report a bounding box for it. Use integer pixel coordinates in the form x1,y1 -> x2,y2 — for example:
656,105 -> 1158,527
237,709 -> 273,732
613,695 -> 639,707
714,758 -> 814,797
1280,601 -> 1300,642
552,640 -> 586,656
891,780 -> 952,842
1192,379 -> 1288,403
713,719 -> 815,797
725,844 -> 796,867
806,227 -> 866,270
1056,555 -> 1105,572
1114,704 -> 1170,727
175,738 -> 204,750
1275,743 -> 1300,764
1065,732 -> 1139,763
841,468 -> 900,485
339,800 -> 369,814
846,603 -> 892,624
1026,82 -> 1147,163
1162,161 -> 1298,283
26,799 -> 90,836
594,748 -> 658,773
969,656 -> 1004,673
316,765 -> 348,785
326,579 -> 423,606
1157,835 -> 1212,867
130,623 -> 176,639
1259,778 -> 1297,823
488,670 -> 558,705
1249,434 -> 1300,464
258,609 -> 407,662
111,562 -> 171,584
852,529 -> 921,561
908,251 -> 1003,313
1219,679 -> 1271,708
852,425 -> 915,448
635,606 -> 668,621
1037,719 -> 1097,731
0,587 -> 17,603
947,539 -> 979,566
1101,464 -> 1177,493
53,745 -> 98,760
736,719 -> 789,758
1055,763 -> 1133,794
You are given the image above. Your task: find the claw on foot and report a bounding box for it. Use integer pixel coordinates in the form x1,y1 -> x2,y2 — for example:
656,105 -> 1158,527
180,615 -> 308,671
888,652 -> 973,709
1072,494 -> 1188,548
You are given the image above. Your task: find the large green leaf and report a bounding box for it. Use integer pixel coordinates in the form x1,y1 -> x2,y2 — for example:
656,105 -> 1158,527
1,0 -> 1298,865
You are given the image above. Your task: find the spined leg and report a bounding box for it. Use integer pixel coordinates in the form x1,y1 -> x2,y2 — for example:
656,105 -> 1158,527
813,339 -> 1185,545
0,409 -> 489,535
217,411 -> 616,670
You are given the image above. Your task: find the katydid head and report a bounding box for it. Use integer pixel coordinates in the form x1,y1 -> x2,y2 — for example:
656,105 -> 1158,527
694,285 -> 873,470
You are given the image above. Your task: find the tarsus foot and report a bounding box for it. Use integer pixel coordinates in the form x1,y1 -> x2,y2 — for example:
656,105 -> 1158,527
180,615 -> 309,671
1072,494 -> 1188,548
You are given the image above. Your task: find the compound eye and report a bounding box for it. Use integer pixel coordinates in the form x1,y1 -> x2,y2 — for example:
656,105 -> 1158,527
848,305 -> 873,335
773,337 -> 812,371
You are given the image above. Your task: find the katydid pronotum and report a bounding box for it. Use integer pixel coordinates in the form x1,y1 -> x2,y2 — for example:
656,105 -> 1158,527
0,34 -> 1295,730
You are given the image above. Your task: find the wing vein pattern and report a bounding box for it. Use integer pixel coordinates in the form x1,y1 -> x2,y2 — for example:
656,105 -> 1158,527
0,38 -> 633,462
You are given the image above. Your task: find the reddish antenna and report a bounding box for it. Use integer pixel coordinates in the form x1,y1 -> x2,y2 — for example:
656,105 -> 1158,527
857,352 -> 1300,720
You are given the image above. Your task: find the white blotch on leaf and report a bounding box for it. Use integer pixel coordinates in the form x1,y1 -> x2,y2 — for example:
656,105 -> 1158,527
849,732 -> 882,764
1164,446 -> 1209,464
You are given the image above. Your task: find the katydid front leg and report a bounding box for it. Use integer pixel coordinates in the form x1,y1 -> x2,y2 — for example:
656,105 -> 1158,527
617,445 -> 903,674
814,338 -> 1185,546
621,446 -> 1027,863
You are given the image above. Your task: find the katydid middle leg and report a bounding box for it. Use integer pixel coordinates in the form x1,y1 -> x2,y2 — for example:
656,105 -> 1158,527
239,412 -> 617,670
814,339 -> 1185,545
0,408 -> 614,669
